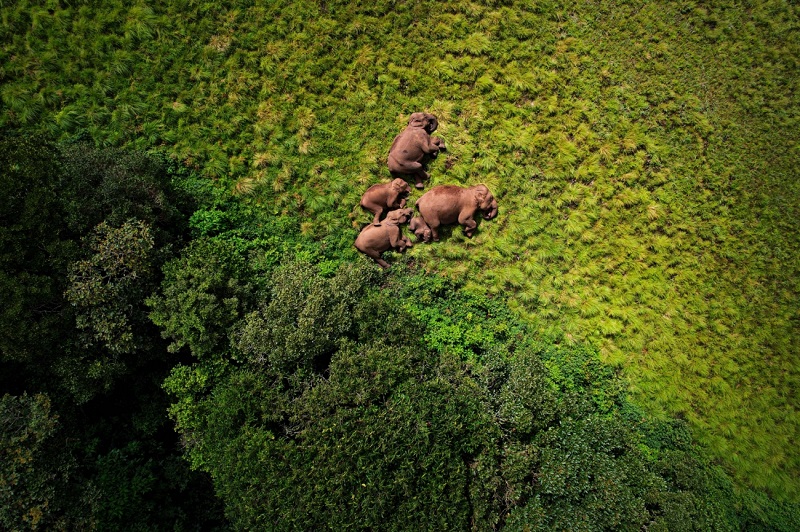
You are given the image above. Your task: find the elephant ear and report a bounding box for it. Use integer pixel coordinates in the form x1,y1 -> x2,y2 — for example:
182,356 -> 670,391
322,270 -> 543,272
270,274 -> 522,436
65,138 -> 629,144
408,112 -> 426,128
425,114 -> 439,133
391,178 -> 407,191
474,185 -> 489,207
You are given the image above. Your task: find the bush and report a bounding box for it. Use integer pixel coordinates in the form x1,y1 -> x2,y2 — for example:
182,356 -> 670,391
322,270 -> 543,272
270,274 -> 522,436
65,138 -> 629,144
0,393 -> 63,530
148,237 -> 252,359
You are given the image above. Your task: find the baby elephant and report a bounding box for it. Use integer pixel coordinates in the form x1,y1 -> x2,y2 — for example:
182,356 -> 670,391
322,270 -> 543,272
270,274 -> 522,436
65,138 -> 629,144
387,112 -> 446,189
409,216 -> 432,243
360,178 -> 411,225
415,184 -> 498,241
354,208 -> 414,269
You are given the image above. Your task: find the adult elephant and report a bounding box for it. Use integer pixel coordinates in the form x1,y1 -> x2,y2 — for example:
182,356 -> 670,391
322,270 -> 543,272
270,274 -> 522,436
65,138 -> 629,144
387,112 -> 446,189
354,208 -> 414,269
415,184 -> 498,241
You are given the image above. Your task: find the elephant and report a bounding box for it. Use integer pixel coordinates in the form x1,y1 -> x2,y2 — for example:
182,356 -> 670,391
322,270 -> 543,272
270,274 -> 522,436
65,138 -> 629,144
387,112 -> 446,189
408,216 -> 432,243
360,178 -> 412,225
354,208 -> 414,269
415,184 -> 498,241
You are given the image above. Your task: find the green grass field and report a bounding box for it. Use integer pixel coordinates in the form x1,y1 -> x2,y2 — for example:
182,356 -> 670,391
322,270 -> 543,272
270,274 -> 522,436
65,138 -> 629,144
3,0 -> 798,499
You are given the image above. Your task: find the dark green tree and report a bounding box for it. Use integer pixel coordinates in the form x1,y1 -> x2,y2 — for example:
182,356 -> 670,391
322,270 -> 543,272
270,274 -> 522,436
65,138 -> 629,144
0,393 -> 84,530
0,132 -> 225,529
0,132 -> 192,400
0,134 -> 73,374
148,237 -> 252,360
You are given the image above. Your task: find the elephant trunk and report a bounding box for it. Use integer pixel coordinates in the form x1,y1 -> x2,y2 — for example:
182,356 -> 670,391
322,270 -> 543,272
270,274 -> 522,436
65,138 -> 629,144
484,202 -> 498,220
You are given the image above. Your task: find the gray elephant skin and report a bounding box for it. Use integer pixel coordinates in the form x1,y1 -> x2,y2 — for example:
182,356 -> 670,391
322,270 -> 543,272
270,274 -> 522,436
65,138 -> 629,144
415,184 -> 498,241
354,208 -> 414,268
360,178 -> 412,225
387,112 -> 446,189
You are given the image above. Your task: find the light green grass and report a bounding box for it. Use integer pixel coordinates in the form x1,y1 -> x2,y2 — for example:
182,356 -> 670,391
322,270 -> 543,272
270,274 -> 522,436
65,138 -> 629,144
2,0 -> 798,499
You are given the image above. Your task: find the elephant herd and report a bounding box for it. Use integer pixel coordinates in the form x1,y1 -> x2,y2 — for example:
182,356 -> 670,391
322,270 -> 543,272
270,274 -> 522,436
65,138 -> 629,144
355,112 -> 499,268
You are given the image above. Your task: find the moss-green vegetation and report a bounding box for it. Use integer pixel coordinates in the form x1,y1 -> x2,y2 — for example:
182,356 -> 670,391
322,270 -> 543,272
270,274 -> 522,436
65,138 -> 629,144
2,0 -> 798,509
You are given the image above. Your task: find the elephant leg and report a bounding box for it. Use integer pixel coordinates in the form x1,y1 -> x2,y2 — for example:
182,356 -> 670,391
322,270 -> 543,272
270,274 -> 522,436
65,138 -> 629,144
413,167 -> 429,189
429,222 -> 441,242
362,202 -> 382,226
393,162 -> 428,188
372,208 -> 384,226
462,219 -> 478,237
363,248 -> 390,268
459,213 -> 478,238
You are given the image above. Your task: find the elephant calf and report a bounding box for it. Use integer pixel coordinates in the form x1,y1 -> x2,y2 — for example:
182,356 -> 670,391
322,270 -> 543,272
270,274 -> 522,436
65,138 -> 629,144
415,184 -> 498,241
360,178 -> 411,225
409,216 -> 432,243
387,112 -> 446,189
354,208 -> 414,269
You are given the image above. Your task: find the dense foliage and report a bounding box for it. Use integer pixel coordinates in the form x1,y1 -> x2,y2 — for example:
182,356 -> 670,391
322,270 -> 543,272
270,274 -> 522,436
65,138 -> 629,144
0,133 -> 225,529
154,247 -> 798,528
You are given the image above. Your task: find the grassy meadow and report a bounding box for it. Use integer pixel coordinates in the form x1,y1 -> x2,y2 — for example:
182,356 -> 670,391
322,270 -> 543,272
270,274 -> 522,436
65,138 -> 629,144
3,0 -> 798,501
